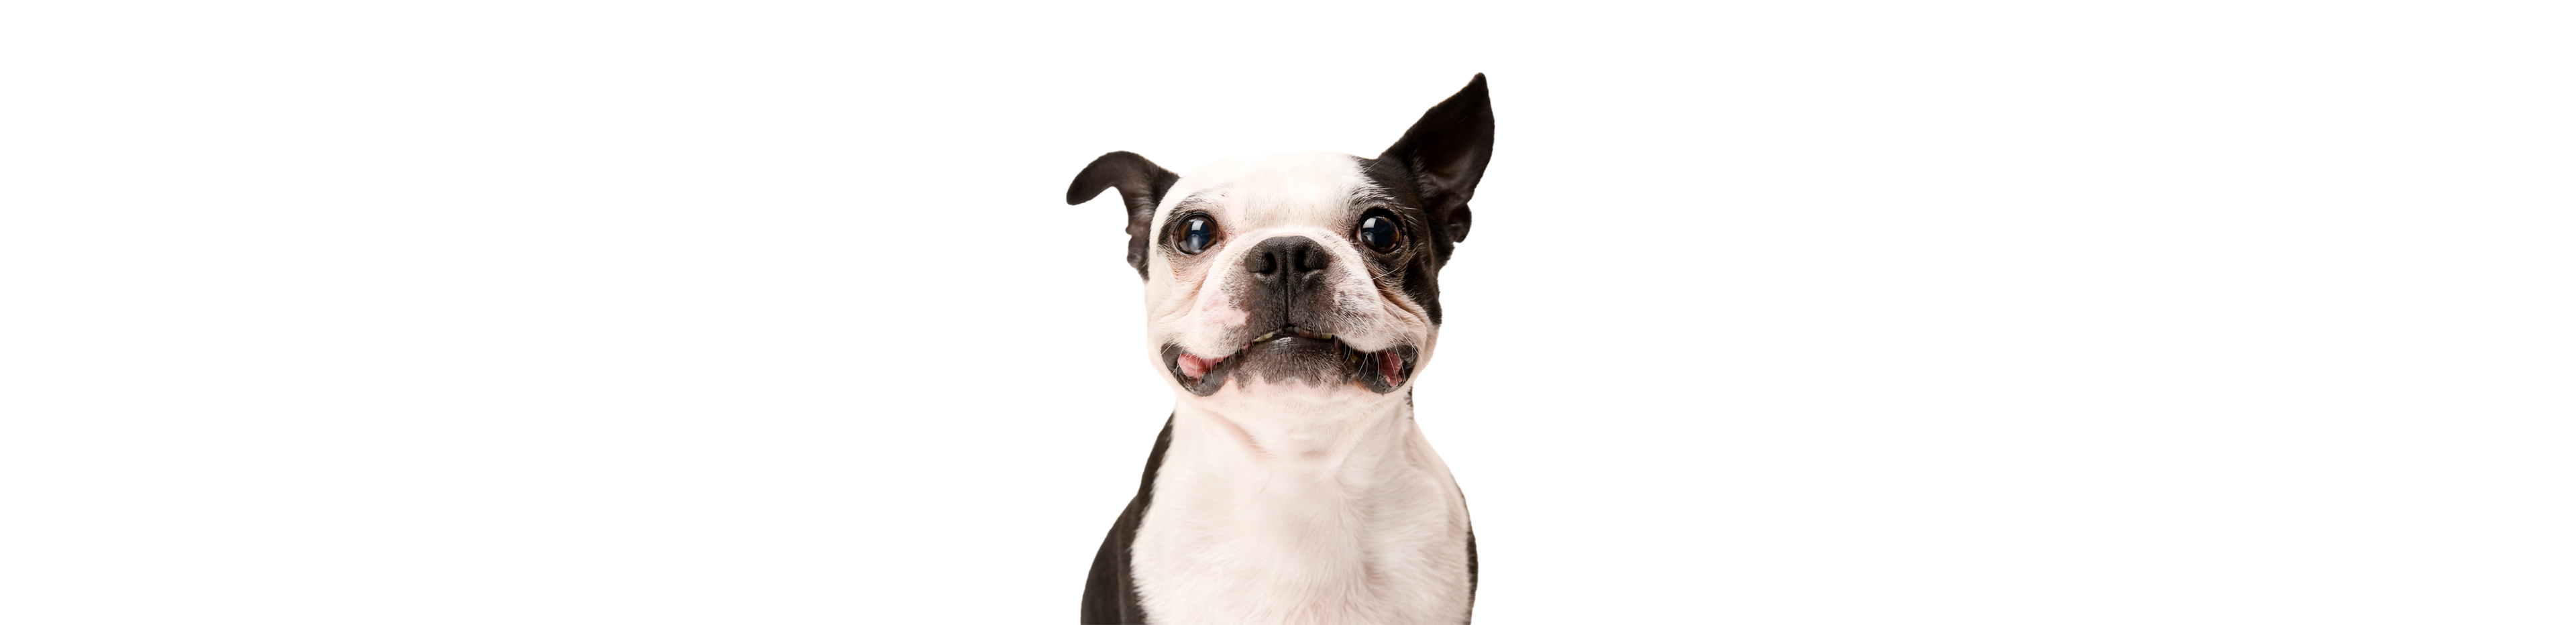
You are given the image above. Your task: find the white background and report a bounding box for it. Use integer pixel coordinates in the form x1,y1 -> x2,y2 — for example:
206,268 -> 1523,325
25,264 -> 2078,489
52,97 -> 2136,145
4,1 -> 2570,622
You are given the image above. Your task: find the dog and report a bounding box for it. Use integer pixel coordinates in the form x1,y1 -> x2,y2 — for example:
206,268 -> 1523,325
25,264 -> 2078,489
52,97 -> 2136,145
1066,74 -> 1493,624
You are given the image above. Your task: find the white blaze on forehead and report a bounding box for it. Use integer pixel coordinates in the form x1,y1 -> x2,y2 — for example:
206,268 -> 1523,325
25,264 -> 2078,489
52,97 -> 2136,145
1154,152 -> 1373,231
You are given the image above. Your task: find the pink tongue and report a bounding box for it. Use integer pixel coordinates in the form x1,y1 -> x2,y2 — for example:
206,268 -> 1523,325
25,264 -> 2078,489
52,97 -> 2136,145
1178,353 -> 1213,379
1378,352 -> 1405,386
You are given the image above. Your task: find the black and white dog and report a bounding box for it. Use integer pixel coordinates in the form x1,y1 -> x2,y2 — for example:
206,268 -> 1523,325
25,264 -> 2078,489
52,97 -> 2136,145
1067,75 -> 1492,624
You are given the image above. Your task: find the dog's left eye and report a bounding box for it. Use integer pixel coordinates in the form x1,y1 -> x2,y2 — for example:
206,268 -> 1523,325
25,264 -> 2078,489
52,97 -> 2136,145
1177,216 -> 1216,255
1356,213 -> 1401,253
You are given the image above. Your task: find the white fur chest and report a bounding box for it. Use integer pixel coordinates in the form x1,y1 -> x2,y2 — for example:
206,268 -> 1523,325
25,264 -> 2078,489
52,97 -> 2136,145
1130,407 -> 1474,624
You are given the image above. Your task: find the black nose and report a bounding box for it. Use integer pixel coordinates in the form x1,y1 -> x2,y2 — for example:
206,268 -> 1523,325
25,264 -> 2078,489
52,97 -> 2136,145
1244,236 -> 1332,283
1239,236 -> 1336,334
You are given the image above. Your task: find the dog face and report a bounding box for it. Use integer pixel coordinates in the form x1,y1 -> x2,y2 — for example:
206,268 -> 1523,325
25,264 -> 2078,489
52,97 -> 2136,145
1144,153 -> 1435,399
1068,76 -> 1493,406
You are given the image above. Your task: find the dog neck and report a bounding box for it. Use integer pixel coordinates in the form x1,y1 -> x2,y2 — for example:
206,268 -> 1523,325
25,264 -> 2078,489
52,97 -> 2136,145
1170,390 -> 1415,468
1133,390 -> 1472,624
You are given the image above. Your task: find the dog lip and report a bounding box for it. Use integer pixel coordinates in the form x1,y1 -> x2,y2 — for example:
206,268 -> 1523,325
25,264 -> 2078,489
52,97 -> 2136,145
1161,331 -> 1416,396
1242,325 -> 1334,349
1162,343 -> 1240,396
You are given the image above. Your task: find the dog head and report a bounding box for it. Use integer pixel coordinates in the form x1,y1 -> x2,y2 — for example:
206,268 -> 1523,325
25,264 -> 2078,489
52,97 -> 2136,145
1066,75 -> 1493,408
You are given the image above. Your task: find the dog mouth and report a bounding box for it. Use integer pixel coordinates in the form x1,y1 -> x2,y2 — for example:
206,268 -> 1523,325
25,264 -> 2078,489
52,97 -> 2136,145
1162,327 -> 1417,396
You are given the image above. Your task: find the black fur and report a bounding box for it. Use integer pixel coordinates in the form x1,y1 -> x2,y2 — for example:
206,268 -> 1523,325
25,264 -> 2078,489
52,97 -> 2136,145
1066,152 -> 1181,279
1354,73 -> 1496,325
1378,74 -> 1494,251
1081,416 -> 1172,624
1353,158 -> 1451,326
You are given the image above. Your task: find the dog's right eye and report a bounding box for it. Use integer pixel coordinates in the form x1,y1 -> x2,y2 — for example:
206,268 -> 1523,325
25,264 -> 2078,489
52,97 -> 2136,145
1177,216 -> 1216,255
1356,210 -> 1402,253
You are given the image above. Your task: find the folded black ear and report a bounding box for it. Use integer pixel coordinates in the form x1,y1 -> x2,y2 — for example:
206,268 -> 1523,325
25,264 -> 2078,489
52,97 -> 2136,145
1066,151 -> 1181,278
1379,74 -> 1493,244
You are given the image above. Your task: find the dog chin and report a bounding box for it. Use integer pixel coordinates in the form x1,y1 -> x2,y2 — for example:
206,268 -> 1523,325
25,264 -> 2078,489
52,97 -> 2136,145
1161,333 -> 1418,397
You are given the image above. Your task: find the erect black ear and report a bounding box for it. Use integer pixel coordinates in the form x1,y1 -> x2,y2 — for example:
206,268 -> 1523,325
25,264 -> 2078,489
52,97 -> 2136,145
1065,151 -> 1181,278
1379,74 -> 1493,245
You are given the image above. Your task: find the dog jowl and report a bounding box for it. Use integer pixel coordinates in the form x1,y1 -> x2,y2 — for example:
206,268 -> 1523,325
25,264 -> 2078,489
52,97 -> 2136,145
1068,75 -> 1493,624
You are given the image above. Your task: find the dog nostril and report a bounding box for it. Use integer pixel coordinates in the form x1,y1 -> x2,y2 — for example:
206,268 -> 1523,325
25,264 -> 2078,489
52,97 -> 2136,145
1296,245 -> 1330,273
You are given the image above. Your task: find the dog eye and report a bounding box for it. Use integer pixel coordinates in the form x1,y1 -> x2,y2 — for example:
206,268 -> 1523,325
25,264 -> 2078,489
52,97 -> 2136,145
1177,216 -> 1216,255
1356,213 -> 1401,253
